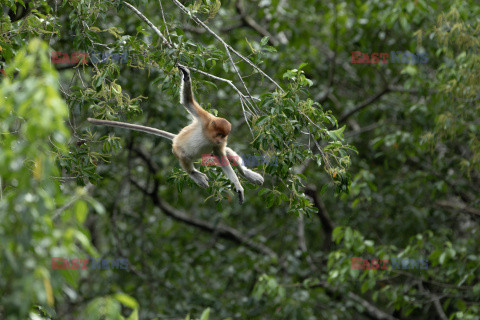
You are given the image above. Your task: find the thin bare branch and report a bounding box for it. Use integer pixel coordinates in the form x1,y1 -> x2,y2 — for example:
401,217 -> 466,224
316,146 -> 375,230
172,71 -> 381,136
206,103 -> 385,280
131,175 -> 278,258
347,292 -> 399,320
297,215 -> 319,270
436,199 -> 480,217
223,42 -> 260,112
121,1 -> 259,119
417,281 -> 448,320
189,66 -> 259,102
235,0 -> 279,46
129,147 -> 277,258
171,0 -> 284,92
338,86 -> 390,124
304,185 -> 334,250
299,281 -> 399,320
239,97 -> 254,136
123,1 -> 172,48
157,0 -> 172,44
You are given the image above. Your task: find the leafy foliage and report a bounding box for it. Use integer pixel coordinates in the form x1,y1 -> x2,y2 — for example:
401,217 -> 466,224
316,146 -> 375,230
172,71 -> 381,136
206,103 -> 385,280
0,0 -> 479,319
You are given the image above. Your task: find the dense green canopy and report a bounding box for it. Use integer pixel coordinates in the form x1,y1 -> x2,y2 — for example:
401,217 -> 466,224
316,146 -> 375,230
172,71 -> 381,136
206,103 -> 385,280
0,0 -> 479,319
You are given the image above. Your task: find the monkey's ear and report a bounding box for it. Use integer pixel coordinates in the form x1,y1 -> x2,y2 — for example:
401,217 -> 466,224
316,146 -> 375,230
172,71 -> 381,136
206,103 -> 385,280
211,120 -> 216,127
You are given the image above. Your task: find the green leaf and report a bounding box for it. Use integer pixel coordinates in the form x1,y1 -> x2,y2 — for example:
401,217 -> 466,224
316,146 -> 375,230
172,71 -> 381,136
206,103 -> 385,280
200,308 -> 211,320
263,46 -> 277,52
260,36 -> 269,46
258,188 -> 270,196
114,293 -> 139,309
361,281 -> 370,293
298,62 -> 308,69
332,227 -> 344,243
327,126 -> 346,141
74,200 -> 88,224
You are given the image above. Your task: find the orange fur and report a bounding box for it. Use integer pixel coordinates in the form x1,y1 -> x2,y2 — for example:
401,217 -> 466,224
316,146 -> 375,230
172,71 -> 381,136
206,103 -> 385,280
174,64 -> 251,203
88,65 -> 263,204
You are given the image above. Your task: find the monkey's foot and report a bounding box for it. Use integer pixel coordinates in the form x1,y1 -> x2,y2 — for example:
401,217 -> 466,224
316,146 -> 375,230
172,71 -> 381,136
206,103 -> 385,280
242,169 -> 264,185
189,170 -> 209,188
237,188 -> 244,205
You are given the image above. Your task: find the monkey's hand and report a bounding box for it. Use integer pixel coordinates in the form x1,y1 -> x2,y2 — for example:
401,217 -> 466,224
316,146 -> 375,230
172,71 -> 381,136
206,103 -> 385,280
177,63 -> 190,79
241,168 -> 264,185
237,187 -> 244,205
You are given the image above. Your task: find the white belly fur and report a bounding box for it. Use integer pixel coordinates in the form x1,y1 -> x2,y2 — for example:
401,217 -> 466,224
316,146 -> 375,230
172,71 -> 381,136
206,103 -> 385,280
173,123 -> 213,160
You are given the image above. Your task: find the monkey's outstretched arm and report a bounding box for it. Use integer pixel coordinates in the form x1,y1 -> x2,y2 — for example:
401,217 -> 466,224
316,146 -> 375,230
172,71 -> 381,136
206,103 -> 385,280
177,64 -> 208,119
87,118 -> 176,140
225,147 -> 264,185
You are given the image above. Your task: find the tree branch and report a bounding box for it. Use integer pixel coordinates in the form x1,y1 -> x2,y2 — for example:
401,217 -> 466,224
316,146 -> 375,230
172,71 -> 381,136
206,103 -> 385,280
436,199 -> 480,217
347,292 -> 398,320
130,147 -> 278,259
298,281 -> 399,320
338,86 -> 390,124
123,1 -> 172,48
152,192 -> 278,258
297,215 -> 319,270
122,1 -> 261,121
157,0 -> 172,44
171,0 -> 284,92
418,281 -> 448,320
235,0 -> 279,46
304,185 -> 334,250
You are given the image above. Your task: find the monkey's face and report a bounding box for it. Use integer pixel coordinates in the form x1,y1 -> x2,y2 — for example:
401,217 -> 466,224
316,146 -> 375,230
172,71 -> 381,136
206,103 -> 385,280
209,118 -> 231,145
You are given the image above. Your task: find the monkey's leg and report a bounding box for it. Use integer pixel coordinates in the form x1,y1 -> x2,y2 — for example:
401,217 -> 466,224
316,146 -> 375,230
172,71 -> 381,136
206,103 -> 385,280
213,148 -> 245,204
178,157 -> 209,189
225,147 -> 264,186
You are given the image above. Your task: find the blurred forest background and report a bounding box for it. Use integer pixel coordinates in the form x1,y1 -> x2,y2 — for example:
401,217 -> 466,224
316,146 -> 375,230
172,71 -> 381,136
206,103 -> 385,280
0,0 -> 479,319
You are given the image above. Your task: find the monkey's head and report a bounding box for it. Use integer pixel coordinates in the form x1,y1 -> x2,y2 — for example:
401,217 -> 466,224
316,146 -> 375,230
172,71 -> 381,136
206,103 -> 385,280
208,118 -> 231,145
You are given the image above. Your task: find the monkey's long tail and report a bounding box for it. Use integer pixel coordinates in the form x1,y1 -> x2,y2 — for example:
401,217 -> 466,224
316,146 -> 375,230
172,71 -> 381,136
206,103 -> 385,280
87,118 -> 176,140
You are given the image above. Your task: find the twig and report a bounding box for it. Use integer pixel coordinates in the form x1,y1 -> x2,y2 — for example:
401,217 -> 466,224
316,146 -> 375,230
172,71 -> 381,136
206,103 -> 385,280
171,0 -> 284,92
297,215 -> 319,270
235,0 -> 278,46
189,66 -> 259,103
347,292 -> 398,320
239,97 -> 254,136
338,86 -> 391,124
436,199 -> 480,217
223,42 -> 260,113
52,184 -> 94,219
182,23 -> 244,34
298,281 -> 399,320
418,281 -> 448,320
157,0 -> 172,44
304,185 -> 334,250
131,177 -> 277,258
122,1 -> 260,120
123,1 -> 172,48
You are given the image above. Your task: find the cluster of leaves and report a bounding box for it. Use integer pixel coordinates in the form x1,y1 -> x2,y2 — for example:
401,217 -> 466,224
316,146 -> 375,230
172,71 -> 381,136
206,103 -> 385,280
0,0 -> 479,319
252,64 -> 354,213
0,40 -> 137,319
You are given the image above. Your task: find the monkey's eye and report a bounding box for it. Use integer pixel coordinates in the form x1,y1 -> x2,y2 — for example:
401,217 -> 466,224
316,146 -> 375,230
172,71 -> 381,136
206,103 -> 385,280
217,133 -> 225,138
